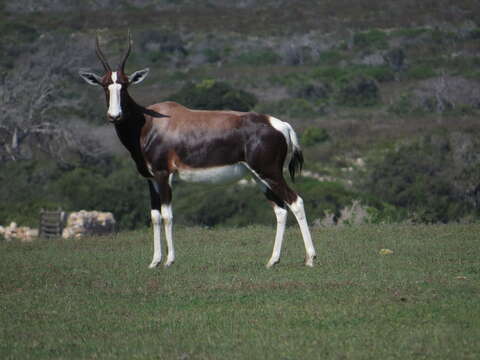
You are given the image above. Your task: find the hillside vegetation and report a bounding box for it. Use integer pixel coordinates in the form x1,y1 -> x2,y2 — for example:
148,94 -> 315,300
1,0 -> 480,228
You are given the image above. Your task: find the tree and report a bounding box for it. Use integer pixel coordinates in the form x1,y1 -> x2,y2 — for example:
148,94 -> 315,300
0,34 -> 106,165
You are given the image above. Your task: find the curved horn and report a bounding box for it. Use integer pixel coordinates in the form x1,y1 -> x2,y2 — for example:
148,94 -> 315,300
119,30 -> 132,73
95,35 -> 112,72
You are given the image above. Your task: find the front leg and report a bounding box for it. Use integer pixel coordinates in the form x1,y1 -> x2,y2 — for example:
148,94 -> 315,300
149,209 -> 162,268
148,175 -> 174,268
148,181 -> 163,268
161,203 -> 175,267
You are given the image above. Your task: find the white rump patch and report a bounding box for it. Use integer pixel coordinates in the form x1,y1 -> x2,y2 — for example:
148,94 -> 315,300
267,116 -> 301,153
107,71 -> 122,119
177,163 -> 247,184
268,116 -> 291,145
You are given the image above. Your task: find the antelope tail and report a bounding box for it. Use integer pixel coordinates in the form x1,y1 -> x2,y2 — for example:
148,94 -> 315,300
287,127 -> 304,182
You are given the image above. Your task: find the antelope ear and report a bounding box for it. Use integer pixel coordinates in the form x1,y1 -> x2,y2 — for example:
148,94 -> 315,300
79,71 -> 103,86
129,68 -> 149,84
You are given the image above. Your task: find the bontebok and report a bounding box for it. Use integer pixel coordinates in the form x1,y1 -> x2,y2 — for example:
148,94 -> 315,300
79,32 -> 316,268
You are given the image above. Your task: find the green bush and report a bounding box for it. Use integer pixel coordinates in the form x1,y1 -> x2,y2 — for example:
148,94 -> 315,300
301,127 -> 330,147
296,179 -> 360,222
168,79 -> 257,111
203,48 -> 222,63
337,76 -> 379,107
289,81 -> 332,101
173,178 -> 362,227
388,93 -> 419,116
362,135 -> 480,223
316,50 -> 346,65
388,95 -> 407,115
0,21 -> 39,43
353,30 -> 388,49
390,28 -> 428,39
172,183 -> 271,227
0,160 -> 64,227
406,65 -> 436,80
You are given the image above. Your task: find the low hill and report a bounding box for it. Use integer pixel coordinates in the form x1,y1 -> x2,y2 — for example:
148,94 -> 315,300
1,0 -> 480,228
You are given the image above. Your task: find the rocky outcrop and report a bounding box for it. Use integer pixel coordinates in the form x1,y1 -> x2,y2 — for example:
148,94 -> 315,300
0,222 -> 38,242
62,210 -> 116,239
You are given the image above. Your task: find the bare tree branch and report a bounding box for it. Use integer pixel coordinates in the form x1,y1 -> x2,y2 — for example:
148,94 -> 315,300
0,33 -> 108,164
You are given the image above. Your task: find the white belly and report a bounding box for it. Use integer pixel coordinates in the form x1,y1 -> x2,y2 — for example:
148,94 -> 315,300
177,163 -> 247,184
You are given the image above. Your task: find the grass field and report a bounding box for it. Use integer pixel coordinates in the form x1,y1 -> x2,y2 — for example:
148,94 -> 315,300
1,224 -> 479,359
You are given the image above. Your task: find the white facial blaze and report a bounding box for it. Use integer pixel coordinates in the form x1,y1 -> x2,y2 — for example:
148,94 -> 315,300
107,72 -> 122,119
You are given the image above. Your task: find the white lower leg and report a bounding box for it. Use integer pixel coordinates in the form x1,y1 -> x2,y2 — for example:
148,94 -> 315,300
267,205 -> 288,268
149,209 -> 162,268
161,204 -> 175,267
288,196 -> 316,267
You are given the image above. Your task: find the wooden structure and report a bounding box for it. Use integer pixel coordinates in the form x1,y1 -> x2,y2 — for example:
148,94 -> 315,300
39,209 -> 65,238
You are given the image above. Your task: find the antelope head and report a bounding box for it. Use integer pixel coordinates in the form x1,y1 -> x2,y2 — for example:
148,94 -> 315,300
79,32 -> 149,123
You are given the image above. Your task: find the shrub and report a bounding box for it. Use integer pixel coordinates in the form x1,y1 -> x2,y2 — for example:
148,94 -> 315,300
337,76 -> 379,107
390,28 -> 428,39
296,179 -> 360,223
282,45 -> 314,66
55,162 -> 150,230
301,127 -> 330,147
316,50 -> 345,65
0,160 -> 64,227
362,134 -> 480,223
406,65 -> 436,80
289,81 -> 332,101
168,79 -> 258,111
0,21 -> 39,43
203,48 -> 222,63
353,30 -> 388,50
172,178 -> 366,227
388,93 -> 417,116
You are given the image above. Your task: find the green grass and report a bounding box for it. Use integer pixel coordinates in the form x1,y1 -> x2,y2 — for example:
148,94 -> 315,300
1,224 -> 479,359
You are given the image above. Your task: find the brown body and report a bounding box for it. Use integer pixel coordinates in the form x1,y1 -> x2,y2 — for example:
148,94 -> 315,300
141,102 -> 290,190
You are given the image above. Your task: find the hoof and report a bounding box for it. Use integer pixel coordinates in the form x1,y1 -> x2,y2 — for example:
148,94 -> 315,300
148,261 -> 161,269
304,254 -> 316,267
164,260 -> 175,268
266,259 -> 280,269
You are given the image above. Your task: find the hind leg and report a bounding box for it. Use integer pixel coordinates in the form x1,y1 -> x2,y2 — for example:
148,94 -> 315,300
248,166 -> 316,267
249,173 -> 287,267
288,195 -> 316,267
268,180 -> 316,267
266,191 -> 288,268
